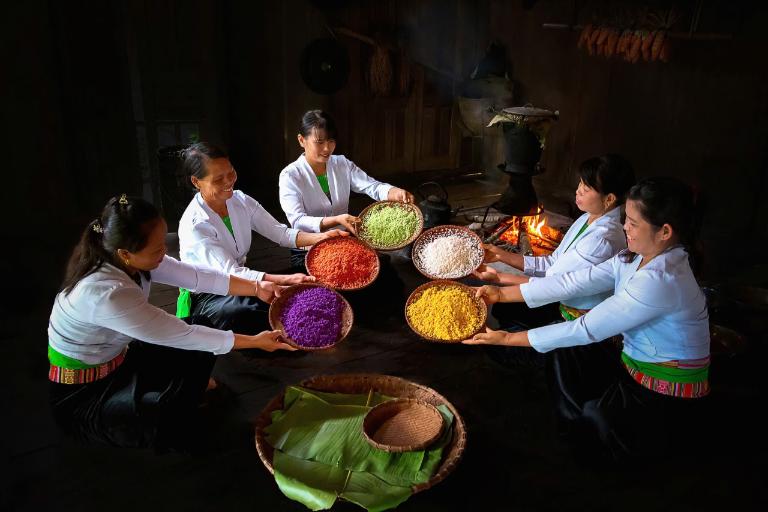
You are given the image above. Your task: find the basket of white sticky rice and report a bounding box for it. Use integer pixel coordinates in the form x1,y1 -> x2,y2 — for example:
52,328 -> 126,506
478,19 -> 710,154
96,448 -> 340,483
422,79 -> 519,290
412,225 -> 484,280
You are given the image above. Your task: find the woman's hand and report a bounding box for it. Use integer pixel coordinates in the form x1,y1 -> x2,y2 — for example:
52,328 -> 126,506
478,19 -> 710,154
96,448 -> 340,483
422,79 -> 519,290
481,243 -> 504,264
473,264 -> 500,283
461,327 -> 510,346
462,327 -> 531,347
254,280 -> 284,303
474,285 -> 502,305
322,228 -> 350,240
332,214 -> 360,234
297,229 -> 349,248
270,273 -> 316,285
387,187 -> 415,204
236,330 -> 297,352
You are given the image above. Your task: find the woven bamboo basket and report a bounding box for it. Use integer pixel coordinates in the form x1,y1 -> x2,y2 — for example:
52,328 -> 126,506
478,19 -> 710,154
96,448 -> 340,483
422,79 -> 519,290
254,373 -> 467,494
357,200 -> 424,251
405,280 -> 487,343
362,398 -> 444,452
305,237 -> 381,290
412,225 -> 484,280
268,283 -> 353,351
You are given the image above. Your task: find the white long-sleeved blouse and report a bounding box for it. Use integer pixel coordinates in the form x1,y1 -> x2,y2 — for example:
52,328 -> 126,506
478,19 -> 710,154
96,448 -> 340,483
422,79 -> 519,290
278,154 -> 393,233
178,191 -> 299,282
522,207 -> 627,310
520,246 -> 710,362
48,256 -> 235,364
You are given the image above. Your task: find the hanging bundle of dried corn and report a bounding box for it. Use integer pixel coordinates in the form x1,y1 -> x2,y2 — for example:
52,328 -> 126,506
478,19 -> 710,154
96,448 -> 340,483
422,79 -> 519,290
369,45 -> 392,96
576,7 -> 676,64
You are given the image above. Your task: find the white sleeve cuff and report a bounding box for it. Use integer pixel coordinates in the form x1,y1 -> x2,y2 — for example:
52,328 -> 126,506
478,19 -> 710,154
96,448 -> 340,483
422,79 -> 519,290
519,282 -> 542,308
192,326 -> 234,354
527,327 -> 553,353
194,268 -> 231,295
296,215 -> 324,234
376,184 -> 394,201
286,227 -> 300,248
522,255 -> 537,275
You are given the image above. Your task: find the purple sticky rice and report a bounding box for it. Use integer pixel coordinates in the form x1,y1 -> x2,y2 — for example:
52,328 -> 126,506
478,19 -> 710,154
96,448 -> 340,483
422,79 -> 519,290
280,287 -> 345,348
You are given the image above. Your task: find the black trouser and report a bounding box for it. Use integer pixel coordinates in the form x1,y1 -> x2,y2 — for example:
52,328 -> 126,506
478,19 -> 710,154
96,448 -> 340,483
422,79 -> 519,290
546,342 -> 709,463
484,302 -> 562,368
49,317 -> 216,452
190,292 -> 270,335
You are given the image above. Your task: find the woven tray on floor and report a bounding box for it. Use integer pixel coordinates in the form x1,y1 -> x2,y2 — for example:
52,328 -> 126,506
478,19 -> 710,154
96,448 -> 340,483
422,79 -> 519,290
254,373 -> 467,494
363,398 -> 444,452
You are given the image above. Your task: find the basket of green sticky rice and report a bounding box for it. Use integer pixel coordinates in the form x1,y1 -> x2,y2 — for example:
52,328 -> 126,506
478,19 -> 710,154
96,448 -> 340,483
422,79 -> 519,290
357,201 -> 423,251
255,374 -> 466,511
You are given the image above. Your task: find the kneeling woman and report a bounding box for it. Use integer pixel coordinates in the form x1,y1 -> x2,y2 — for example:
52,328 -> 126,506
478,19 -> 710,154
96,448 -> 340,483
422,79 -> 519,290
476,154 -> 634,328
178,142 -> 348,333
48,195 -> 295,451
279,110 -> 414,267
465,178 -> 710,459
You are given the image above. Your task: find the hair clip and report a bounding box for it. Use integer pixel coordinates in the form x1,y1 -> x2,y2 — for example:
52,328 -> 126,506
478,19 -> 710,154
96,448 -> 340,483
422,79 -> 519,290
92,223 -> 104,234
119,194 -> 128,205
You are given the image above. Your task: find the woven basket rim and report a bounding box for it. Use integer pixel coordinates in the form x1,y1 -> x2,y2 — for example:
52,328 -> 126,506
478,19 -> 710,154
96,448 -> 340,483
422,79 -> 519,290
305,237 -> 381,291
405,280 -> 487,343
357,201 -> 424,251
268,283 -> 354,351
411,224 -> 484,281
254,373 -> 467,495
362,398 -> 444,452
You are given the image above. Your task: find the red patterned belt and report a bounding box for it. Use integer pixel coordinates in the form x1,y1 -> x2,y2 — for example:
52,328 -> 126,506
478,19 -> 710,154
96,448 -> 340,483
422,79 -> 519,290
48,351 -> 127,384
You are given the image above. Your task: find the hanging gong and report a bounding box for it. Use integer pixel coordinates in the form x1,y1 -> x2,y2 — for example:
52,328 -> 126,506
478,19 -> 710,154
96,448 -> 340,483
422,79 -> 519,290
300,38 -> 350,95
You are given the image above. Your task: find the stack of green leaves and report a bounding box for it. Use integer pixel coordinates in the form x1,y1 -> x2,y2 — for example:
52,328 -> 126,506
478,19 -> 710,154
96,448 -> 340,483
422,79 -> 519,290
264,386 -> 454,512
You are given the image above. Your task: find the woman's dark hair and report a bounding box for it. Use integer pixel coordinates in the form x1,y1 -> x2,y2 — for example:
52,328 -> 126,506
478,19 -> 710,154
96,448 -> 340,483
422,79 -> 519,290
299,110 -> 338,140
577,154 -> 636,206
61,196 -> 162,294
181,142 -> 229,181
620,177 -> 703,272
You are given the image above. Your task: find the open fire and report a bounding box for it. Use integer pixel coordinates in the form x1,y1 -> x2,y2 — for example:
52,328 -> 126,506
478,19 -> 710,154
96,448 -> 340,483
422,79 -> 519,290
489,208 -> 564,255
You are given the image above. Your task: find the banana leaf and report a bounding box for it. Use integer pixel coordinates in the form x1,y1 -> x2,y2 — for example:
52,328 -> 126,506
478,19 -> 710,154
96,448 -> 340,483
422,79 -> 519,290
264,386 -> 454,511
274,451 -> 413,512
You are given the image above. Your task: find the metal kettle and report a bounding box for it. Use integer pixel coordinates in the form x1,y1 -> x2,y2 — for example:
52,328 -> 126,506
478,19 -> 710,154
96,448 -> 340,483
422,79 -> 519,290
417,181 -> 452,229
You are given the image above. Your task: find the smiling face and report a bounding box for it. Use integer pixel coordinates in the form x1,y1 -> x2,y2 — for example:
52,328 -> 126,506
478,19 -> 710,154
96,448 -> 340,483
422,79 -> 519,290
298,128 -> 336,171
624,199 -> 675,257
191,157 -> 237,204
118,218 -> 168,272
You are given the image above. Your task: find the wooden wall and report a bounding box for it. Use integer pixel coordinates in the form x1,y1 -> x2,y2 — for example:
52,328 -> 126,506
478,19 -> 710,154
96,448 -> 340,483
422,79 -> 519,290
486,0 -> 768,277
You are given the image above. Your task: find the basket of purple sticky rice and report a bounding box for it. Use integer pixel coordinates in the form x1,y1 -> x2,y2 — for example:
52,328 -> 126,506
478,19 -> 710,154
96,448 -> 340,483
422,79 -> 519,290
268,283 -> 354,351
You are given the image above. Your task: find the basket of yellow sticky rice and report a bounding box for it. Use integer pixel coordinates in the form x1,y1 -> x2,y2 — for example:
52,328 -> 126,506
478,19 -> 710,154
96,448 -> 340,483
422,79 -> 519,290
405,280 -> 487,343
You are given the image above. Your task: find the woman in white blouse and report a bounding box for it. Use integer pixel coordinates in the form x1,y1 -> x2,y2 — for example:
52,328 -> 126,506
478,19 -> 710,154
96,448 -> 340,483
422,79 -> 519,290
48,195 -> 296,452
177,142 -> 348,334
476,154 -> 635,327
465,178 -> 710,460
279,110 -> 414,267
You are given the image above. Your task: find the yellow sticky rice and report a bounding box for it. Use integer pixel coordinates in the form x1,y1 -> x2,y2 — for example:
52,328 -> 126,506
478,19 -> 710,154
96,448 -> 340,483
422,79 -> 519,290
407,285 -> 483,341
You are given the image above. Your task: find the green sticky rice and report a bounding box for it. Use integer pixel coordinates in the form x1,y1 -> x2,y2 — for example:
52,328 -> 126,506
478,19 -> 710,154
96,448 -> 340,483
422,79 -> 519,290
361,204 -> 418,247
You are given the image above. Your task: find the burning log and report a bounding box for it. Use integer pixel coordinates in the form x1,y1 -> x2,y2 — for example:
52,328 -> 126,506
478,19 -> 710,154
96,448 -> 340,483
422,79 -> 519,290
488,209 -> 564,255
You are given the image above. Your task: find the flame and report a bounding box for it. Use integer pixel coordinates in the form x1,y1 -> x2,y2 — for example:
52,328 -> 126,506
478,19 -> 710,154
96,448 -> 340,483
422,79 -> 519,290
496,206 -> 563,252
524,215 -> 546,238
